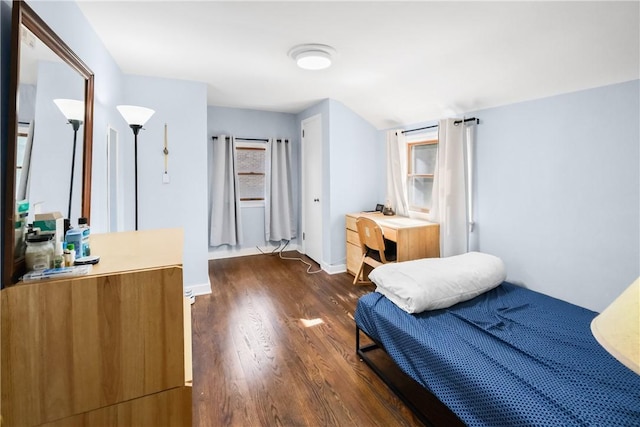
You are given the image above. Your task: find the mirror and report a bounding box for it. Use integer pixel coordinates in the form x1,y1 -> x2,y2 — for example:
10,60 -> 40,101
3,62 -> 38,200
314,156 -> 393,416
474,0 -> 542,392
3,0 -> 94,285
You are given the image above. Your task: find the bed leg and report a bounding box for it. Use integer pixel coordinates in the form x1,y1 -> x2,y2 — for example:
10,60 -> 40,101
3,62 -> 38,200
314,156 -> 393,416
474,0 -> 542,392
356,325 -> 380,356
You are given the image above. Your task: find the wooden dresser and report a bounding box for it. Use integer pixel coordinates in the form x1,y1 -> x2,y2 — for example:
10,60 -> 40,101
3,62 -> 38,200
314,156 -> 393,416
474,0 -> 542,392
346,212 -> 440,277
1,228 -> 192,426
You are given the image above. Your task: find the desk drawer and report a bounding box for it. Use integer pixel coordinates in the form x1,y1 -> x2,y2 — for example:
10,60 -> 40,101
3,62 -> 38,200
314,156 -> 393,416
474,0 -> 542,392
345,215 -> 357,232
346,242 -> 362,275
346,229 -> 360,246
381,227 -> 397,242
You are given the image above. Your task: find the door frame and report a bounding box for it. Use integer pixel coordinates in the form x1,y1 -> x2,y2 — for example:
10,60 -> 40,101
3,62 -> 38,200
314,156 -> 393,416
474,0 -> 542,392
300,114 -> 323,265
106,125 -> 123,232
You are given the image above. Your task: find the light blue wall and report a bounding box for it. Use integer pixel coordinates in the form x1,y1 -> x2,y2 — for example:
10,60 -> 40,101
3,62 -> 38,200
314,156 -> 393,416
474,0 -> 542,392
328,99 -> 379,265
470,80 -> 639,312
26,0 -> 127,233
297,99 -> 379,268
3,2 -> 636,306
374,82 -> 639,311
207,106 -> 299,256
29,61 -> 85,221
17,83 -> 36,123
0,1 -> 210,292
122,75 -> 209,289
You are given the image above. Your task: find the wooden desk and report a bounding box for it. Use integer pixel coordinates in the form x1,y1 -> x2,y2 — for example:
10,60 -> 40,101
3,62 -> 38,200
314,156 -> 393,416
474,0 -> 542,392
345,212 -> 440,277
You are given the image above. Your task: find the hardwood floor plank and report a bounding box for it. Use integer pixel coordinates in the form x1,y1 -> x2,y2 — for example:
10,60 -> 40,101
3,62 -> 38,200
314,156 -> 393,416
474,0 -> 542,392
192,252 -> 425,426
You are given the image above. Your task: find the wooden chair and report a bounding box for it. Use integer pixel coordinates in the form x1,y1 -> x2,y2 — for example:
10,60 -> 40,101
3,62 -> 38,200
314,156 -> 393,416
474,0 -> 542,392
353,217 -> 397,285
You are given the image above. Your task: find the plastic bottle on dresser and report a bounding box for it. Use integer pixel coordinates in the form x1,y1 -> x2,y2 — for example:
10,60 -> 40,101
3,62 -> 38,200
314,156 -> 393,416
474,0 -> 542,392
64,243 -> 76,266
54,241 -> 65,268
65,228 -> 83,258
78,217 -> 90,256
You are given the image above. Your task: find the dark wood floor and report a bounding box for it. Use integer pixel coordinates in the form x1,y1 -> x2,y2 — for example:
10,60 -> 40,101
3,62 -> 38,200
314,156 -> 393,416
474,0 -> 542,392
191,251 -> 426,426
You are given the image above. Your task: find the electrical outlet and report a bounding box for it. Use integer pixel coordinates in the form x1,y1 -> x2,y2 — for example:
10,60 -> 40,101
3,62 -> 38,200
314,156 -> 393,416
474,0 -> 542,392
162,173 -> 170,184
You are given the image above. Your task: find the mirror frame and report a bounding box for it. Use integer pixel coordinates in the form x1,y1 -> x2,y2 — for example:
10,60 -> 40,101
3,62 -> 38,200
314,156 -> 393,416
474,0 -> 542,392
3,0 -> 94,286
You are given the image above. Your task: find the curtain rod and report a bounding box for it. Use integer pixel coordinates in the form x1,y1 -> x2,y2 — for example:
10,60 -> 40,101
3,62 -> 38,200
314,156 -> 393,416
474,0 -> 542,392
402,117 -> 480,134
211,136 -> 288,142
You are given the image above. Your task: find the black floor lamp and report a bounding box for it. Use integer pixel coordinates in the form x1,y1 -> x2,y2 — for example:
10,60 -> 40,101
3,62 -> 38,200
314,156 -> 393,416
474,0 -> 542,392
117,105 -> 155,231
54,99 -> 85,220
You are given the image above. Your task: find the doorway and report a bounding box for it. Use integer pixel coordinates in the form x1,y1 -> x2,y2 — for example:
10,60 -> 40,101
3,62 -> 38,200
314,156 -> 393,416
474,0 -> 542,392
301,115 -> 323,266
107,126 -> 123,232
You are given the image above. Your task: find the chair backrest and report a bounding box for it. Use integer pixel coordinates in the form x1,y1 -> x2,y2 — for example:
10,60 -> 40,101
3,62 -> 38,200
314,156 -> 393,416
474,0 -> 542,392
355,217 -> 388,263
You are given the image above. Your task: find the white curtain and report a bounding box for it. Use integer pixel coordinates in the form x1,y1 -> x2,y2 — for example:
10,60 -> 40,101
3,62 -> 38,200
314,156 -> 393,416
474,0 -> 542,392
386,129 -> 409,216
209,135 -> 243,246
429,118 -> 468,257
465,124 -> 477,252
265,138 -> 296,241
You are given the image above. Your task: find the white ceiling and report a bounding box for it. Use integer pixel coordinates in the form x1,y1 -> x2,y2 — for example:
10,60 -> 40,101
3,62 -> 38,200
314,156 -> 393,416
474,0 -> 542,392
75,1 -> 639,129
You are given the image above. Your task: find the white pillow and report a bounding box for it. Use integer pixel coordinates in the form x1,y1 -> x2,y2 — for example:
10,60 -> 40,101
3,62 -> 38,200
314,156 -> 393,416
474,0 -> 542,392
369,252 -> 506,313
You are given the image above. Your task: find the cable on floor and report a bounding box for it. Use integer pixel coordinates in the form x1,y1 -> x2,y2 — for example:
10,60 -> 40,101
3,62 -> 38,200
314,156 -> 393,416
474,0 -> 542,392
256,240 -> 322,274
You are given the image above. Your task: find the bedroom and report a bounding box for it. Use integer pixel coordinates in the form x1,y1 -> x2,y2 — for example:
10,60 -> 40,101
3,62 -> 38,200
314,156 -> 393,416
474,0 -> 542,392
0,0 -> 638,426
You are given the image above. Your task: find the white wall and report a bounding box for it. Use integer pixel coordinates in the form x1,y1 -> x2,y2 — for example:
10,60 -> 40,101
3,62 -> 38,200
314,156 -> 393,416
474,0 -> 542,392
471,80 -> 639,312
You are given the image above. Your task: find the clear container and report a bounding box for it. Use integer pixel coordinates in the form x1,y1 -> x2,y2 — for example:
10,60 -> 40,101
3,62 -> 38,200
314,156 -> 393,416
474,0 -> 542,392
25,234 -> 54,271
64,243 -> 76,267
65,229 -> 83,258
78,217 -> 90,256
54,241 -> 65,268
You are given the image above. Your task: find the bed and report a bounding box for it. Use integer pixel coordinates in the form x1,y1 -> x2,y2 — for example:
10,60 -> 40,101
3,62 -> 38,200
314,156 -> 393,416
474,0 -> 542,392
354,255 -> 640,427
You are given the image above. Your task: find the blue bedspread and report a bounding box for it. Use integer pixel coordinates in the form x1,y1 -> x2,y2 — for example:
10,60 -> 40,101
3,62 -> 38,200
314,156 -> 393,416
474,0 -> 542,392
355,282 -> 640,426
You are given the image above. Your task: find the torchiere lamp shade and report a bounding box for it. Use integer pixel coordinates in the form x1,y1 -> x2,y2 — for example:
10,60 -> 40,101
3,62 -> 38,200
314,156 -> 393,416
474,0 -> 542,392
591,278 -> 640,375
54,98 -> 84,121
117,105 -> 155,126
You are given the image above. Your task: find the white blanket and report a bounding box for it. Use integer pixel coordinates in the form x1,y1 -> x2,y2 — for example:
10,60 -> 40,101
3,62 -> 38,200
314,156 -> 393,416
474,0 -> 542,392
369,251 -> 506,314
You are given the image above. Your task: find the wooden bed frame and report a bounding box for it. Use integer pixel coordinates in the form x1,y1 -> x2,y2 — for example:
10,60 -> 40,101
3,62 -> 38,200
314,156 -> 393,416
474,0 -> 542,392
356,326 -> 465,427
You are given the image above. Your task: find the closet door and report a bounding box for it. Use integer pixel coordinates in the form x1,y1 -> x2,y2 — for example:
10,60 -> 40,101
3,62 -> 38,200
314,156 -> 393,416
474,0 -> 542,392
301,115 -> 323,266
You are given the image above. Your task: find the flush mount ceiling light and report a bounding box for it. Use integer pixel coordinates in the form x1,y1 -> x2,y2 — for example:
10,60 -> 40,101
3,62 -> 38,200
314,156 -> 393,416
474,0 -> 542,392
288,44 -> 336,70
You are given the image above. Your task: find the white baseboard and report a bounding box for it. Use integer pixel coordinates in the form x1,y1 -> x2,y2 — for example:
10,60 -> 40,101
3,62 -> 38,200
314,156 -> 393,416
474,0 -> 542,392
185,279 -> 211,296
323,262 -> 347,275
206,244 -> 352,278
209,243 -> 301,260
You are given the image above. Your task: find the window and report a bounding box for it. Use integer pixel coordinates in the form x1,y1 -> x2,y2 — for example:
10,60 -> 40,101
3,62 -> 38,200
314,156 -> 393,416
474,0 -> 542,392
235,144 -> 266,203
407,139 -> 437,212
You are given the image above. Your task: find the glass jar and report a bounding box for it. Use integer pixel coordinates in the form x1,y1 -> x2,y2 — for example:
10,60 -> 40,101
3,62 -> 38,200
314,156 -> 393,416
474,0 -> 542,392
25,234 -> 54,271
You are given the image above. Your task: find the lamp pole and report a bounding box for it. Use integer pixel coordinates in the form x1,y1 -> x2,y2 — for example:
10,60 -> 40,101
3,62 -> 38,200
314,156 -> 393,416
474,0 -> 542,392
130,124 -> 143,230
116,105 -> 155,232
67,119 -> 82,220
